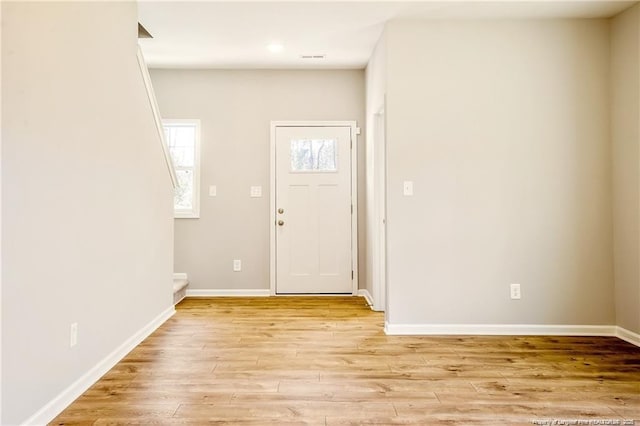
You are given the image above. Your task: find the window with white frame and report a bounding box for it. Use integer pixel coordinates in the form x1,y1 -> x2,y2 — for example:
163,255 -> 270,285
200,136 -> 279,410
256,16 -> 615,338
163,120 -> 201,218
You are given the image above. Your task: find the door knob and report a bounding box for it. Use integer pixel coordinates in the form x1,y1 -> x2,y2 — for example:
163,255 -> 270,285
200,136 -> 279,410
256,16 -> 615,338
278,208 -> 284,214
278,220 -> 285,226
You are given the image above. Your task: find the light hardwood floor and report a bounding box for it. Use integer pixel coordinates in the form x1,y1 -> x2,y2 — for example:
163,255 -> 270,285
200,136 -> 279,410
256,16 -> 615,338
52,297 -> 640,425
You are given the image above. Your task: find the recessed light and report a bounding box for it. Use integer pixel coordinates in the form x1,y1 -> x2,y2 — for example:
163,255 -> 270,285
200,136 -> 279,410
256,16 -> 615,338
267,43 -> 284,53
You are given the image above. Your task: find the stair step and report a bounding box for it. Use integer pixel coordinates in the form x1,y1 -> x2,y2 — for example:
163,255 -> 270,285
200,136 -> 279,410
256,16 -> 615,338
173,277 -> 189,305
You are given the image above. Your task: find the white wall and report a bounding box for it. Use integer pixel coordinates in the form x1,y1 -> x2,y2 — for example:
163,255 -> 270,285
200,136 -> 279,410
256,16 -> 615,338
384,19 -> 615,327
1,2 -> 174,424
0,2 -> 3,420
612,4 -> 640,335
365,33 -> 387,309
150,69 -> 365,291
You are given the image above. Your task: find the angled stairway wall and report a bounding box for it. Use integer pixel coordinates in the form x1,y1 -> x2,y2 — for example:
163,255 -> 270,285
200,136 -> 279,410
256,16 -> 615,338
1,2 -> 175,424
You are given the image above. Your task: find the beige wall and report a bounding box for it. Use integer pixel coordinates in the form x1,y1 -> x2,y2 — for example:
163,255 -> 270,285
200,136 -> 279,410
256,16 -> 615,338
1,2 -> 174,424
150,69 -> 366,291
612,4 -> 640,334
384,19 -> 615,326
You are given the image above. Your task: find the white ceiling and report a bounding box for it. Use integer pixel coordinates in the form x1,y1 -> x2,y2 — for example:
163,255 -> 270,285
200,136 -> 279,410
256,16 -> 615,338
138,1 -> 637,69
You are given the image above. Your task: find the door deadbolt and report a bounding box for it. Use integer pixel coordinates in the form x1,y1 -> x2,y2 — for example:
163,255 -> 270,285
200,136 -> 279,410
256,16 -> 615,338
278,208 -> 284,214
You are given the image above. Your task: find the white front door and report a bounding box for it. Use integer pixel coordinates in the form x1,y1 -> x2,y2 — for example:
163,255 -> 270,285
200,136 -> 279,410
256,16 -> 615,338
275,125 -> 353,294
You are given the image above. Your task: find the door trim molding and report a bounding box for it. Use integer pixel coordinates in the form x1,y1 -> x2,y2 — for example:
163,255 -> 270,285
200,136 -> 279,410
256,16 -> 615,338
270,121 -> 359,296
372,104 -> 386,312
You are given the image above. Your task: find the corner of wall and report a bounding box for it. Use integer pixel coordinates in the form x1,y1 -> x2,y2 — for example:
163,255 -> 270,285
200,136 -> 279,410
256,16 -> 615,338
0,1 -> 4,421
611,2 -> 640,336
364,28 -> 388,311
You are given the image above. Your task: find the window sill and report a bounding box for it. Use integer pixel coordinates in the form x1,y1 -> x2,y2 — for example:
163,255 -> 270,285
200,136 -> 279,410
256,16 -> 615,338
175,213 -> 200,219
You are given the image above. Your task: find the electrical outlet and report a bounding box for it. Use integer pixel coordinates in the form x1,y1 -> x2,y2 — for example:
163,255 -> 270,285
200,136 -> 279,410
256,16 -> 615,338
70,322 -> 78,348
250,186 -> 262,198
510,283 -> 521,300
233,259 -> 242,272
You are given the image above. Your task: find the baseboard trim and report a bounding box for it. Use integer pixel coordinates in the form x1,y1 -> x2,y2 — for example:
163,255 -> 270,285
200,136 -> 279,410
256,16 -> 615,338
173,272 -> 188,280
186,289 -> 270,297
616,326 -> 640,347
384,322 -> 617,337
22,305 -> 175,426
357,289 -> 374,308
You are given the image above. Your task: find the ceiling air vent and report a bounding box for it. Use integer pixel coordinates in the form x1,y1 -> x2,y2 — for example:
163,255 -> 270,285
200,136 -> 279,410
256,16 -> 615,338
300,55 -> 326,60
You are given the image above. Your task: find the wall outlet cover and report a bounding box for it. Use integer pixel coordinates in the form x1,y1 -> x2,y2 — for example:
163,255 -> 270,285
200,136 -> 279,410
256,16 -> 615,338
250,186 -> 262,198
70,322 -> 78,348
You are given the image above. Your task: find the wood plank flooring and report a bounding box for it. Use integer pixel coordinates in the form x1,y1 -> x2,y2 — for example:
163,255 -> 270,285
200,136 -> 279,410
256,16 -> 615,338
51,297 -> 640,425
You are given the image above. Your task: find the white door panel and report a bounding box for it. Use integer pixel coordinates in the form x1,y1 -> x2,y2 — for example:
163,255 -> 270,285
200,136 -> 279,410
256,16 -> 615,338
275,126 -> 352,294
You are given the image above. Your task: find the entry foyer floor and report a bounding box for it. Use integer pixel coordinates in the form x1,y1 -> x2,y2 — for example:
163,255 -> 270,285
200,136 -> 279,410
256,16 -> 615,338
52,297 -> 640,425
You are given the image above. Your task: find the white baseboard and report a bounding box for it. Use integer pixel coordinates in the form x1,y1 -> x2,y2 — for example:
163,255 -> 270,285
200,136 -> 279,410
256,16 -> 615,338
186,289 -> 270,297
357,289 -> 374,308
384,322 -> 640,348
616,326 -> 640,347
384,322 -> 617,337
22,306 -> 175,426
173,272 -> 188,280
186,289 -> 370,298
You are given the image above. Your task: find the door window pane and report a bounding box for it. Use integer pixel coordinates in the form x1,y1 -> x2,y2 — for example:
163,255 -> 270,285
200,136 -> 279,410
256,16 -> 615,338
290,139 -> 337,172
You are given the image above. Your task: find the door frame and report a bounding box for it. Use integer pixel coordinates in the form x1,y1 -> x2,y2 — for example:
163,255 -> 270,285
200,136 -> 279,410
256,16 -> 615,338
372,105 -> 387,311
270,121 -> 359,296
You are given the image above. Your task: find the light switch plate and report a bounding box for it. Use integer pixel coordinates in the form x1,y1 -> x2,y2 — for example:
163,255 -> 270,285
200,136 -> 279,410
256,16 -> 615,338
403,181 -> 414,196
209,185 -> 217,197
510,283 -> 521,300
250,186 -> 262,198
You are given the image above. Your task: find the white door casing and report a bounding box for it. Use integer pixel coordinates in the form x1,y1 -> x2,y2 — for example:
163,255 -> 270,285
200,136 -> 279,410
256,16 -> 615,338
270,122 -> 358,295
372,107 -> 387,311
